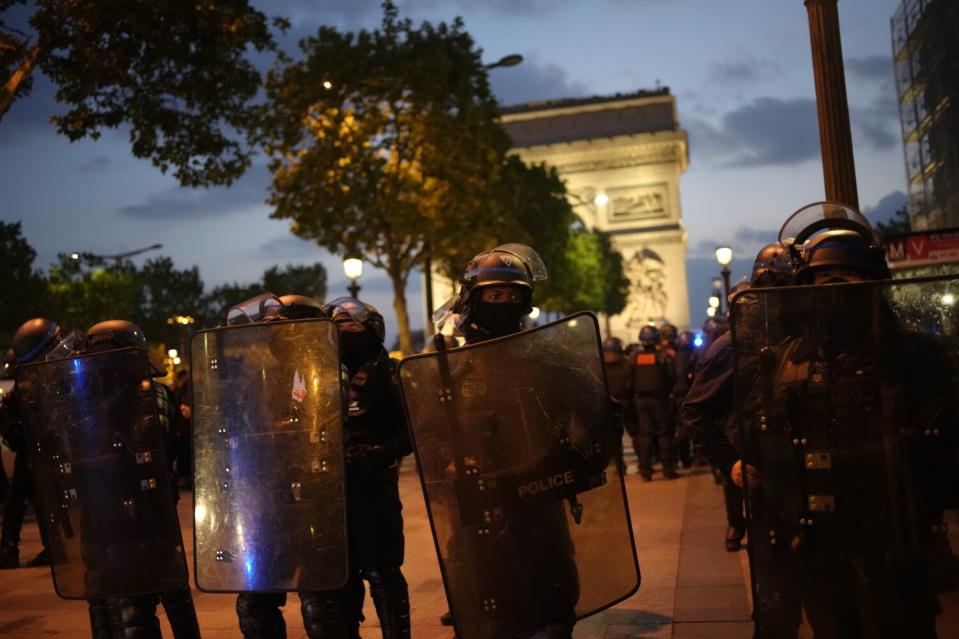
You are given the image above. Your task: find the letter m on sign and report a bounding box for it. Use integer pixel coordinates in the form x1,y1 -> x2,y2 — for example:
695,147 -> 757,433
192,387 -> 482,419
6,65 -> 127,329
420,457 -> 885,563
885,239 -> 906,263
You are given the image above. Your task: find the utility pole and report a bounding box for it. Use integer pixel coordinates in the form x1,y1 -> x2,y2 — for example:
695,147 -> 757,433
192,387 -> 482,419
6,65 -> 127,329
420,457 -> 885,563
805,0 -> 859,208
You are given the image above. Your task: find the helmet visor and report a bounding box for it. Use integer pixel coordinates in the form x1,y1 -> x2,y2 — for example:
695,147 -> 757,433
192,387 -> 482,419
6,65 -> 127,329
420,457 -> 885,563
227,293 -> 283,325
463,243 -> 549,283
324,297 -> 372,324
779,201 -> 879,247
45,330 -> 84,361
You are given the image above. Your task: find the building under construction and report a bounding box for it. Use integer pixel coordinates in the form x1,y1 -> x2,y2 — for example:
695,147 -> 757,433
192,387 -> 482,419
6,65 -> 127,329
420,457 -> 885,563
892,0 -> 959,230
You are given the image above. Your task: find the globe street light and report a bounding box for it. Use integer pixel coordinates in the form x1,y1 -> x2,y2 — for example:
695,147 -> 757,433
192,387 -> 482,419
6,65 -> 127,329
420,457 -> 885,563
344,256 -> 363,298
715,246 -> 733,314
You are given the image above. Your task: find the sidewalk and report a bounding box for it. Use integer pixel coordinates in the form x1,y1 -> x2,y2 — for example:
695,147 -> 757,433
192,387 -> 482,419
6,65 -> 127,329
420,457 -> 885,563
0,465 -> 753,638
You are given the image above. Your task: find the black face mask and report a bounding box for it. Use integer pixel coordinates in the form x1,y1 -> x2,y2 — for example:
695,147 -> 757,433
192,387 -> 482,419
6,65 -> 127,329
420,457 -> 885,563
339,330 -> 381,372
473,301 -> 526,338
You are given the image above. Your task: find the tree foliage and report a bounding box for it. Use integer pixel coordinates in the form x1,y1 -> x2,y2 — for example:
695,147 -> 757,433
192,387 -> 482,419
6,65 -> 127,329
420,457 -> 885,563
136,257 -> 206,346
47,253 -> 139,331
875,205 -> 912,238
0,221 -> 47,345
537,225 -> 630,316
260,1 -> 508,353
1,0 -> 282,186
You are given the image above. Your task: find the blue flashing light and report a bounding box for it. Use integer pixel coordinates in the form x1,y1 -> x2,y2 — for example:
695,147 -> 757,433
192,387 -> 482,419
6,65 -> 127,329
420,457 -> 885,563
693,335 -> 704,348
244,558 -> 254,580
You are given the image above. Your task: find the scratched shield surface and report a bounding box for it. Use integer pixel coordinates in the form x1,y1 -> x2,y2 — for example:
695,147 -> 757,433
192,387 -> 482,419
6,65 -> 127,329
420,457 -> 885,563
730,275 -> 959,636
398,312 -> 640,639
15,347 -> 188,599
190,318 -> 348,592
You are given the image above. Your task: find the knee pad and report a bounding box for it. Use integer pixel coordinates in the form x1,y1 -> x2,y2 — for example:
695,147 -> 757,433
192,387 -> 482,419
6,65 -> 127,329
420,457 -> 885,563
300,590 -> 354,639
236,592 -> 287,639
107,596 -> 161,639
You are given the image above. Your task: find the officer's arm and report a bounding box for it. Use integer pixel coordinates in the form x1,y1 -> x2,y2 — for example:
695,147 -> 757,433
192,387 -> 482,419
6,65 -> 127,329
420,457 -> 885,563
680,339 -> 738,476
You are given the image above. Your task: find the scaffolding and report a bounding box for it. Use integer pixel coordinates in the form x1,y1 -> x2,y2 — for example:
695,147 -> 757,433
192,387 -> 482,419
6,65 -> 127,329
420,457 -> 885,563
892,0 -> 959,230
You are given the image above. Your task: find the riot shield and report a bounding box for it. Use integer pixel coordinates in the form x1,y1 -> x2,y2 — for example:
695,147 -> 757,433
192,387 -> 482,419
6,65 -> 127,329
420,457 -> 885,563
399,312 -> 640,639
15,347 -> 188,600
730,275 -> 959,638
190,318 -> 348,592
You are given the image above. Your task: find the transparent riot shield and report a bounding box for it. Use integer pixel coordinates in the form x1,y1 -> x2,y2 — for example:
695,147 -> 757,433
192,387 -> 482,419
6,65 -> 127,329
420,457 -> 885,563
730,275 -> 959,638
399,312 -> 640,639
15,347 -> 188,600
190,318 -> 348,592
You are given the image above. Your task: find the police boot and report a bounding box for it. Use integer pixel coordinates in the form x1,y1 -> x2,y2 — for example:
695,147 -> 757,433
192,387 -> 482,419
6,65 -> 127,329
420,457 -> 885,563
159,587 -> 201,639
87,599 -> 111,639
364,566 -> 411,639
300,589 -> 358,639
0,541 -> 18,569
237,592 -> 287,639
25,548 -> 49,567
106,596 -> 162,639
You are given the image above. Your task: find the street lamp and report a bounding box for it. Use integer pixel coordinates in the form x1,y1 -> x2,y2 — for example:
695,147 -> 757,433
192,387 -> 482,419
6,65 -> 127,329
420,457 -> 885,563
483,53 -> 524,70
344,256 -> 363,298
706,306 -> 717,318
708,295 -> 720,309
70,243 -> 163,267
715,246 -> 733,314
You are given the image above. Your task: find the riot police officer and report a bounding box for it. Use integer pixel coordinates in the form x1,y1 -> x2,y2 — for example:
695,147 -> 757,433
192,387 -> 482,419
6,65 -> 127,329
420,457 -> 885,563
322,296 -> 412,639
602,337 -> 635,474
727,203 -> 953,638
80,320 -> 202,639
633,325 -> 676,481
230,293 -> 412,639
0,319 -> 62,569
682,242 -> 795,551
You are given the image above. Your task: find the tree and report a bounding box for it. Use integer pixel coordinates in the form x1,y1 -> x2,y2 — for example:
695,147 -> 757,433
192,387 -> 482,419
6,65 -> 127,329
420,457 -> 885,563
198,281 -> 263,328
537,226 -> 629,316
1,1 -> 282,186
261,263 -> 327,301
260,1 -> 508,354
0,220 -> 47,345
136,257 -> 206,347
46,253 -> 138,330
875,205 -> 912,238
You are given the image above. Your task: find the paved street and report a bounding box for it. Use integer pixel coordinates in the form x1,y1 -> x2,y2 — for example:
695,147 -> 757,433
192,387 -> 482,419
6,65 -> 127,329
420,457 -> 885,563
0,447 -> 757,638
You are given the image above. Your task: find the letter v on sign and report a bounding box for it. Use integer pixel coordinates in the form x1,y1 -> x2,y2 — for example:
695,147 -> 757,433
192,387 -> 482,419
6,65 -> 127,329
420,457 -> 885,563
908,237 -> 928,260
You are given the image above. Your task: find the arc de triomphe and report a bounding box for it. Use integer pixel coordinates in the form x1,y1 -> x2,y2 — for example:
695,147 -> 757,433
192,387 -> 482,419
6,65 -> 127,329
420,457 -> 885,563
428,89 -> 690,339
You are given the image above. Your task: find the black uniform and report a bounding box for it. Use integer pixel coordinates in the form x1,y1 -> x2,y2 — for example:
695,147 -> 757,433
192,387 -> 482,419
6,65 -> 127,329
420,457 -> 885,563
679,333 -> 745,534
632,347 -> 676,479
602,354 -> 635,474
670,344 -> 697,470
237,349 -> 412,639
90,380 -> 201,639
0,388 -> 50,567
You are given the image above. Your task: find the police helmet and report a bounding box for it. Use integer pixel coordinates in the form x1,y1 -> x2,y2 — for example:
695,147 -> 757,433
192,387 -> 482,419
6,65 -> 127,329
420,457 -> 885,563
602,337 -> 624,353
275,294 -> 326,320
797,229 -> 890,282
639,325 -> 661,347
86,320 -> 148,353
659,323 -> 678,345
751,242 -> 794,287
453,244 -> 547,315
322,297 -> 386,343
11,318 -> 61,364
677,330 -> 695,351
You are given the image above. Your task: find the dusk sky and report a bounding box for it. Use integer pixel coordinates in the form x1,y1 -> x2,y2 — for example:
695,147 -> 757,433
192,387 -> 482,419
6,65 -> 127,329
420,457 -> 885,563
0,0 -> 908,344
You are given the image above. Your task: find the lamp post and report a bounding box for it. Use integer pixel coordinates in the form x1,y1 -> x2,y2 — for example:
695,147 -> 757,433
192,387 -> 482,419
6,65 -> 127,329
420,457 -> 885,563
804,0 -> 858,208
715,246 -> 733,314
343,256 -> 363,298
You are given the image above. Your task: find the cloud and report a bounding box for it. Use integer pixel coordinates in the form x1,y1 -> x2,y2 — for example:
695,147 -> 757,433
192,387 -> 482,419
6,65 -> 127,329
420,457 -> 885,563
490,57 -> 589,106
253,234 -> 321,261
689,97 -> 820,167
852,89 -> 899,151
78,156 -> 110,174
734,227 -> 778,246
845,55 -> 892,83
403,0 -> 572,16
863,190 -> 907,225
0,73 -> 60,147
707,56 -> 782,86
117,165 -> 270,220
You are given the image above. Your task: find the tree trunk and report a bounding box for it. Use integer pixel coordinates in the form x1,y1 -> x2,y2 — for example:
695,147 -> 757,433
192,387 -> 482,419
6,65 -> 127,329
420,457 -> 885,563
0,44 -> 42,124
390,271 -> 414,355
